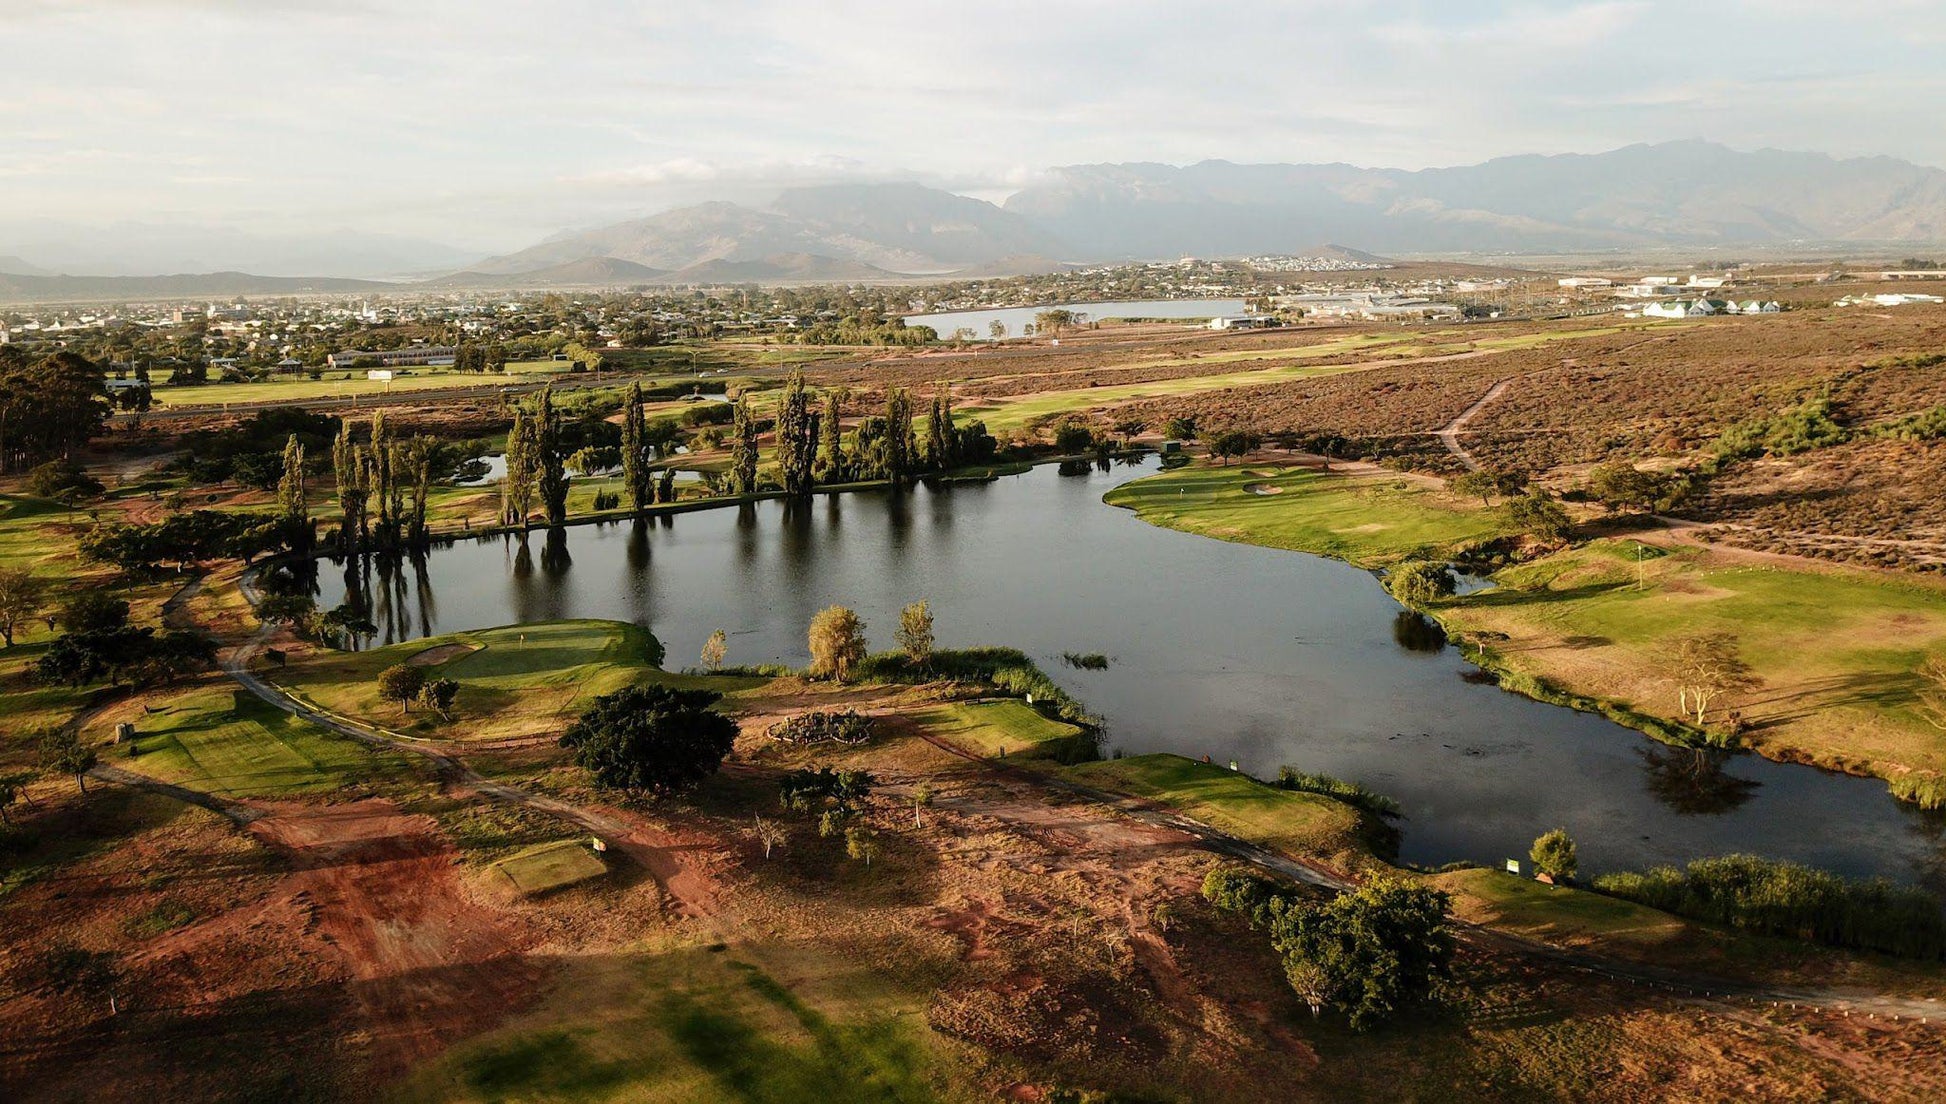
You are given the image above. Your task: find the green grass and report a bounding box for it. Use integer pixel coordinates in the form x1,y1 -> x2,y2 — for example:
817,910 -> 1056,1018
401,943 -> 960,1104
1067,753 -> 1366,859
1433,868 -> 1688,948
490,839 -> 609,894
1106,463 -> 1507,568
276,619 -> 759,741
910,699 -> 1084,760
127,684 -> 411,796
1445,538 -> 1946,776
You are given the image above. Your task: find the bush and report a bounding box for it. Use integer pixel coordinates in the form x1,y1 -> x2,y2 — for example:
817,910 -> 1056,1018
1269,877 -> 1455,1029
26,459 -> 104,502
1201,864 -> 1294,927
1593,853 -> 1946,959
1386,561 -> 1455,606
856,646 -> 1098,726
767,710 -> 876,746
1274,767 -> 1401,819
1504,491 -> 1573,542
559,684 -> 738,796
1529,828 -> 1577,881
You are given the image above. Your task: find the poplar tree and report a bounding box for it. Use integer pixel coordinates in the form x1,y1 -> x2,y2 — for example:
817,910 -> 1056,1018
332,421 -> 368,552
730,392 -> 759,496
926,387 -> 953,471
537,386 -> 570,527
622,381 -> 649,513
883,388 -> 917,483
277,434 -> 310,552
401,436 -> 435,546
502,409 -> 537,528
656,466 -> 676,505
775,372 -> 819,497
818,386 -> 847,482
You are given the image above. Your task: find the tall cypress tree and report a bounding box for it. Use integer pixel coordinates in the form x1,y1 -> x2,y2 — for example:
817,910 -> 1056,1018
537,386 -> 569,527
730,392 -> 760,496
925,387 -> 953,471
776,372 -> 818,497
621,381 -> 649,513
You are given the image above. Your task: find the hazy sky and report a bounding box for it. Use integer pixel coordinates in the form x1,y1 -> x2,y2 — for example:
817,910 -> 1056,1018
4,0 -> 1945,254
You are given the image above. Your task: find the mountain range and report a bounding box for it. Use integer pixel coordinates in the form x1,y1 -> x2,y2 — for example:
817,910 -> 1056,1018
5,142 -> 1945,294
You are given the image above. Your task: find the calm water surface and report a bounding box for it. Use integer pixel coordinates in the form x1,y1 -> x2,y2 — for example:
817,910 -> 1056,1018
904,298 -> 1247,337
316,459 -> 1946,886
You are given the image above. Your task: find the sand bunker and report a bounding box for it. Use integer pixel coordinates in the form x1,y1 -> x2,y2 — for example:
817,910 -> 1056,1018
1244,483 -> 1285,496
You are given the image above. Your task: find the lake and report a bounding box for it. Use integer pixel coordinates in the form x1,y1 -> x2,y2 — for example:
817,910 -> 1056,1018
314,458 -> 1946,887
904,299 -> 1248,338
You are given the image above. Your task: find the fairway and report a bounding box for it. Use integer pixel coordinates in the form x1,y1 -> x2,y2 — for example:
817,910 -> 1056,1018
1105,463 -> 1508,568
1067,753 -> 1366,859
126,684 -> 409,796
1434,867 -> 1689,949
910,699 -> 1084,760
275,619 -> 759,741
490,839 -> 609,894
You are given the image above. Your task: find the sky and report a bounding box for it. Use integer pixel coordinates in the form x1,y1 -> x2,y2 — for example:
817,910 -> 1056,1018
4,0 -> 1945,261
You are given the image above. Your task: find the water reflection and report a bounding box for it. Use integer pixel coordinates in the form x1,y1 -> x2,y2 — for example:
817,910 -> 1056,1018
1392,611 -> 1448,654
311,459 -> 1946,884
1637,745 -> 1761,816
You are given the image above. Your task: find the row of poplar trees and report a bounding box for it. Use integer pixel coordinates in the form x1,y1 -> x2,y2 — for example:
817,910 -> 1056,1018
330,412 -> 440,552
719,372 -> 994,498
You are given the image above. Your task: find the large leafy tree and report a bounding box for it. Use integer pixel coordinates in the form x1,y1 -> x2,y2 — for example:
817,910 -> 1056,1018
559,684 -> 738,795
0,350 -> 111,474
1269,878 -> 1455,1030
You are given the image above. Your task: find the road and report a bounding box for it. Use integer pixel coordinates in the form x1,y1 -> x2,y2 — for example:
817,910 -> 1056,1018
1434,377 -> 1512,472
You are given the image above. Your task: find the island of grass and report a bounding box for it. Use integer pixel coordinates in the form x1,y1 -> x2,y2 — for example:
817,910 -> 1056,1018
271,619 -> 762,741
489,839 -> 609,895
908,699 -> 1090,762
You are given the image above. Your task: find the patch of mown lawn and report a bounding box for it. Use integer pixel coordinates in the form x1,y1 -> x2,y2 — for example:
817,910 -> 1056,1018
910,699 -> 1085,761
1106,464 -> 1506,569
1067,753 -> 1366,860
126,683 -> 411,797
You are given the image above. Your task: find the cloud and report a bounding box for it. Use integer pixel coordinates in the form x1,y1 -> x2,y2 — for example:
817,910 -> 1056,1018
0,0 -> 1942,258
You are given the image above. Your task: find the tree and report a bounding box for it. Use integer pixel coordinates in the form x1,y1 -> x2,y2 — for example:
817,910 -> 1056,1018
988,320 -> 1007,341
622,381 -> 650,513
817,387 -> 848,481
1505,490 -> 1573,542
1665,632 -> 1761,730
0,566 -> 46,646
911,784 -> 934,828
0,351 -> 111,475
0,774 -> 20,825
376,663 -> 429,716
275,434 -> 311,553
1586,462 -> 1676,514
845,826 -> 880,868
752,815 -> 786,860
730,392 -> 760,496
1530,828 -> 1578,881
701,629 -> 727,672
808,605 -> 868,682
536,386 -> 570,527
925,388 -> 953,470
558,684 -> 739,795
1918,653 -> 1946,731
776,372 -> 820,496
332,420 -> 369,551
418,677 -> 459,721
1268,877 -> 1455,1031
1449,469 -> 1501,506
1208,429 -> 1259,464
39,729 -> 97,793
26,459 -> 104,504
1387,561 -> 1456,606
62,592 -> 129,634
502,408 -> 537,527
1052,419 -> 1094,454
1164,416 -> 1199,441
882,388 -> 918,482
896,599 -> 934,667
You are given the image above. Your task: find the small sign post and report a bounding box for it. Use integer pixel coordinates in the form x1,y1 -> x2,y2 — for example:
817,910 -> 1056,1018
1505,859 -> 1521,875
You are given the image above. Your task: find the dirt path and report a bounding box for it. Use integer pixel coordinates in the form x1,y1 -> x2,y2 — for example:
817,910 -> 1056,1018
1435,377 -> 1513,472
245,799 -> 546,1080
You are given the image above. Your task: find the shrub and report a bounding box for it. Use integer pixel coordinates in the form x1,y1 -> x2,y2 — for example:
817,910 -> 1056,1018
1529,828 -> 1577,881
767,710 -> 876,746
807,605 -> 868,682
1274,768 -> 1401,819
1387,561 -> 1455,606
1268,877 -> 1455,1029
1593,853 -> 1946,959
559,684 -> 738,796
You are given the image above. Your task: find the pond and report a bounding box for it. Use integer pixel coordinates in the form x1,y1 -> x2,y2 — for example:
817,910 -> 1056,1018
313,458 -> 1946,888
903,298 -> 1249,338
